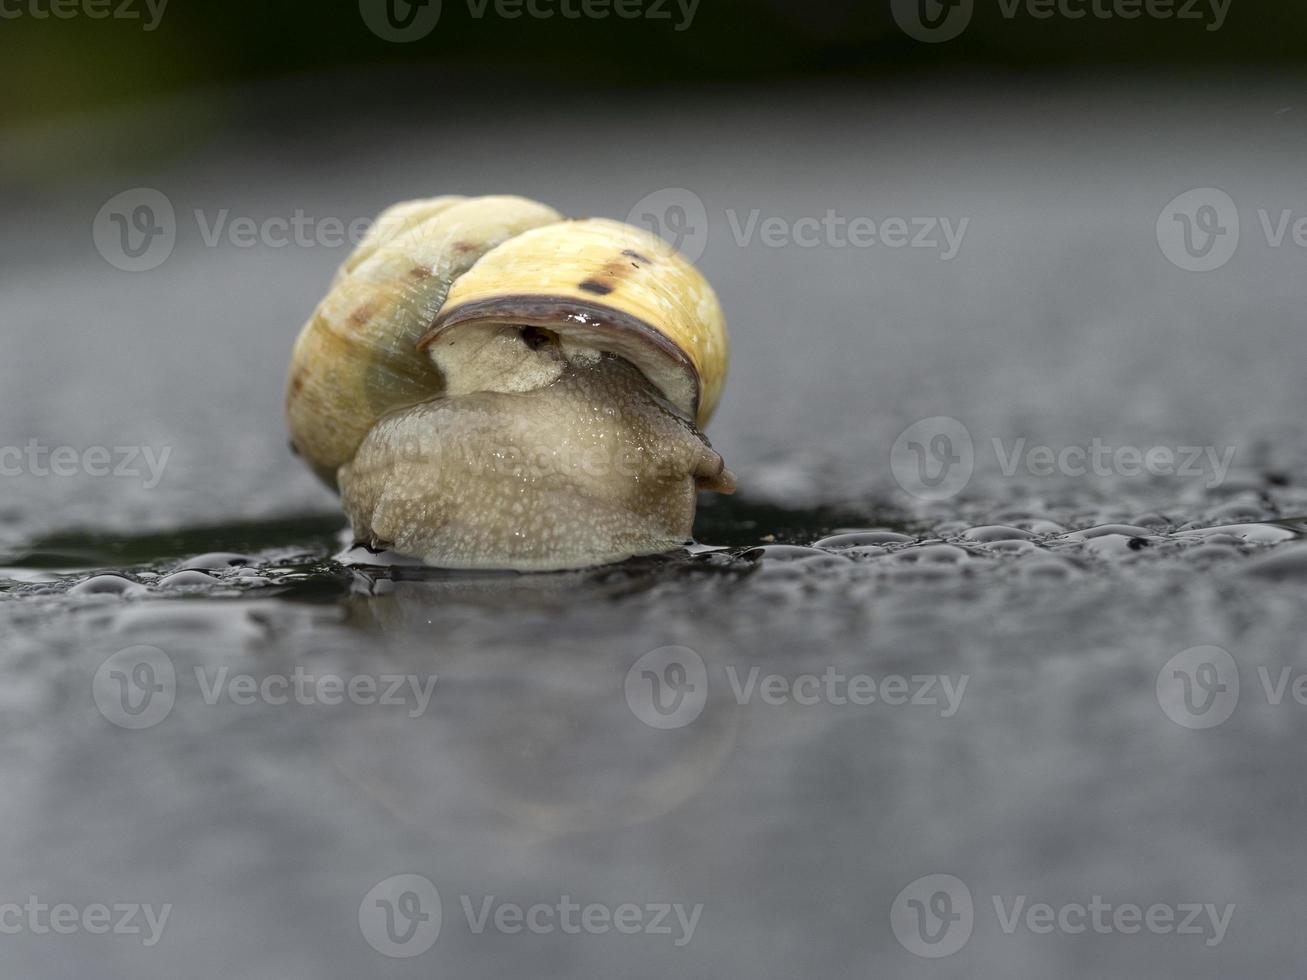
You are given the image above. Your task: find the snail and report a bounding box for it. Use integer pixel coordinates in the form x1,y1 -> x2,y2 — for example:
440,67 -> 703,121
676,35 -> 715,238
286,194 -> 733,572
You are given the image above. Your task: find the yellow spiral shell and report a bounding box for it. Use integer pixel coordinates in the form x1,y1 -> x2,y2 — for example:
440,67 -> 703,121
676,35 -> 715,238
285,195 -> 563,485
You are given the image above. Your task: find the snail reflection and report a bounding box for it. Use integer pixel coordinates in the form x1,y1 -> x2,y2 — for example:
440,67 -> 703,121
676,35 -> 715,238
326,625 -> 739,840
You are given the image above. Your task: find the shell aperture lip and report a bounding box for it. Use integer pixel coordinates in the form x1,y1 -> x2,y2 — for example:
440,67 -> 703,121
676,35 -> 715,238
418,294 -> 702,423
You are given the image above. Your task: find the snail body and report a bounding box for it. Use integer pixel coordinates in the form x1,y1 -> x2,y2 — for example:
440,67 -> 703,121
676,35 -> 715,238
286,194 -> 732,571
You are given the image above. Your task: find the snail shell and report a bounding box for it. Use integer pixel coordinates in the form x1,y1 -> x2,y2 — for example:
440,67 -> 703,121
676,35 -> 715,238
286,194 -> 731,571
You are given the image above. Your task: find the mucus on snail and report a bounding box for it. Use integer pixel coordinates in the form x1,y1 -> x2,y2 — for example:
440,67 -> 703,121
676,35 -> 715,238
285,194 -> 733,571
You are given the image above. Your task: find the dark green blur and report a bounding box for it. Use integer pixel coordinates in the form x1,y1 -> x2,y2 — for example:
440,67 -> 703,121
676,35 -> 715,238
2,0 -> 1301,126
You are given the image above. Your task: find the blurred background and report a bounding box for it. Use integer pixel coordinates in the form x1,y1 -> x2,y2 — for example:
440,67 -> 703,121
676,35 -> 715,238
4,3 -> 1307,979
6,0 -> 1306,180
5,0 -> 1306,133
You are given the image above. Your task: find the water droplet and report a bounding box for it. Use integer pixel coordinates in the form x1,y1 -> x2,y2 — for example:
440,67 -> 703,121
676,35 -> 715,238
813,530 -> 913,549
961,525 -> 1036,543
68,574 -> 137,596
742,545 -> 832,563
158,570 -> 222,589
181,552 -> 253,570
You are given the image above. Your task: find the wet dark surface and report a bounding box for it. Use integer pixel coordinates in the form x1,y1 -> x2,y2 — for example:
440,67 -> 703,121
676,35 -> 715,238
3,75 -> 1307,978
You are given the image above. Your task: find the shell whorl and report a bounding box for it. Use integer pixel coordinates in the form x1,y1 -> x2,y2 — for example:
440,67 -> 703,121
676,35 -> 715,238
286,195 -> 562,485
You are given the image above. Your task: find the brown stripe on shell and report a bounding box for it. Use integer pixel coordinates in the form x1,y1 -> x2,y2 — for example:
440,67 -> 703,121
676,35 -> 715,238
417,294 -> 701,420
347,301 -> 378,330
